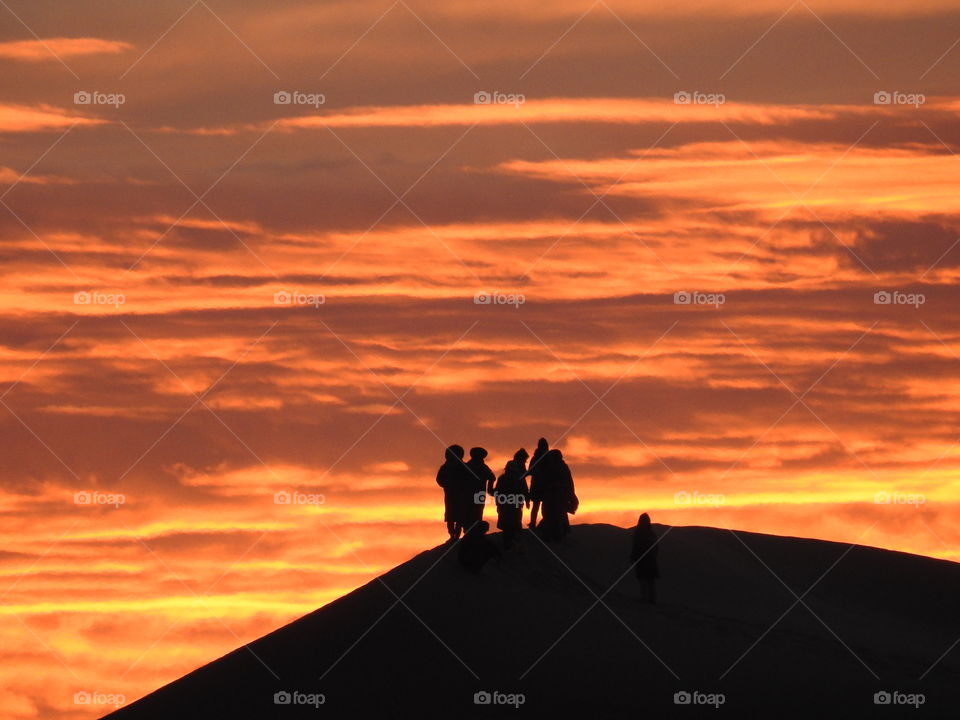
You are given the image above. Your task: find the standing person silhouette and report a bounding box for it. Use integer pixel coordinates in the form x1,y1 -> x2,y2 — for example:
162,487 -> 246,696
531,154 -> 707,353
631,513 -> 659,603
494,449 -> 530,551
538,449 -> 577,541
466,447 -> 496,526
436,445 -> 468,541
527,438 -> 549,529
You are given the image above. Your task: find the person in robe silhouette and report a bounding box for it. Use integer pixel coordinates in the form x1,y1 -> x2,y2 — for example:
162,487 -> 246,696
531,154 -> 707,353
466,447 -> 496,525
537,449 -> 578,541
458,520 -> 500,573
436,445 -> 468,541
631,512 -> 659,603
494,448 -> 530,551
527,437 -> 549,529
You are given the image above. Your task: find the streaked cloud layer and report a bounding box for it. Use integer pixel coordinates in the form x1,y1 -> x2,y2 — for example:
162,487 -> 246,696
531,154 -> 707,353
2,0 -> 960,717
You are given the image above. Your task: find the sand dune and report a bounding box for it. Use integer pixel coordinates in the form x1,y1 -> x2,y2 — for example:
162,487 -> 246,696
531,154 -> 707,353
104,524 -> 960,718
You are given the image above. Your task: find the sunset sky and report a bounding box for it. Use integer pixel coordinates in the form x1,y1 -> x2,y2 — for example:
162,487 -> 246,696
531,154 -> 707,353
3,0 -> 960,717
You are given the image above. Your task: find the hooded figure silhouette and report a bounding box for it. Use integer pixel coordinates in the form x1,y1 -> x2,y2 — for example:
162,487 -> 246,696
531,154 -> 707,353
631,512 -> 659,603
537,449 -> 577,541
494,448 -> 530,551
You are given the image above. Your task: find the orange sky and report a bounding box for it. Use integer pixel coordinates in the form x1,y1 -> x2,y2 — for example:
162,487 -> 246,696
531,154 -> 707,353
2,0 -> 960,717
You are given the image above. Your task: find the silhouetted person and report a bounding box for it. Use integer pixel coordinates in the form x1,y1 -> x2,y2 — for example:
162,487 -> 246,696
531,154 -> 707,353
527,437 -> 549,529
436,445 -> 469,541
458,521 -> 500,573
631,513 -> 659,604
466,447 -> 496,525
537,449 -> 578,541
494,449 -> 530,551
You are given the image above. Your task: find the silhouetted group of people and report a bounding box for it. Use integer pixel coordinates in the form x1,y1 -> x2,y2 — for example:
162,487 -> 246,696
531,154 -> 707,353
436,438 -> 661,603
436,437 -> 579,569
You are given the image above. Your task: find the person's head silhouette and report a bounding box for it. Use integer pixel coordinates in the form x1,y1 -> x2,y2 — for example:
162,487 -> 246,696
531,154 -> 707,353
514,448 -> 529,464
445,445 -> 464,462
469,447 -> 488,461
638,512 -> 651,529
